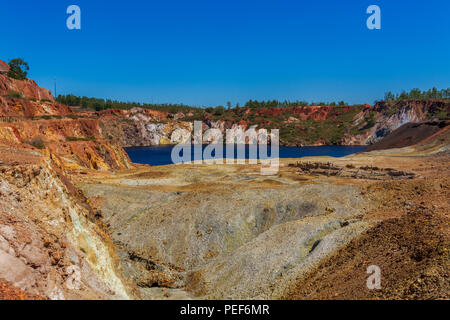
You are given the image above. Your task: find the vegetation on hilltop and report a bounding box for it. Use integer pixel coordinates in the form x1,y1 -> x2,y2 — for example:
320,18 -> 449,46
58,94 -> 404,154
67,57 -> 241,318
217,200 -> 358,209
384,88 -> 450,101
55,88 -> 449,145
380,88 -> 450,120
241,99 -> 348,109
56,95 -> 352,113
7,58 -> 29,80
57,87 -> 449,115
56,94 -> 200,113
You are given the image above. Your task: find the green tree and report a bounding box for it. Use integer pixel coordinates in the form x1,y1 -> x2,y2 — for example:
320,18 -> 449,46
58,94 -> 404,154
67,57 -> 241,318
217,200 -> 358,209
8,58 -> 29,80
214,105 -> 225,116
384,92 -> 395,101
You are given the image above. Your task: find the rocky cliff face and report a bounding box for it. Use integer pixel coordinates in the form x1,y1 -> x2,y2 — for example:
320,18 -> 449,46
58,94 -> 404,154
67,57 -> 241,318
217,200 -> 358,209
0,74 -> 54,102
1,72 -> 448,173
254,105 -> 362,121
365,120 -> 449,152
0,150 -> 135,299
0,96 -> 71,117
0,116 -> 133,171
0,78 -> 132,171
99,111 -> 193,147
107,100 -> 448,147
99,113 -> 269,147
343,100 -> 450,145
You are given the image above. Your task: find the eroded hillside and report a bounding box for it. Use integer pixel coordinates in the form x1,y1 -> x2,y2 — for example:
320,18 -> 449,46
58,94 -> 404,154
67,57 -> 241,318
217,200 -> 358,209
0,145 -> 137,299
74,127 -> 449,299
0,71 -> 448,300
2,69 -> 449,151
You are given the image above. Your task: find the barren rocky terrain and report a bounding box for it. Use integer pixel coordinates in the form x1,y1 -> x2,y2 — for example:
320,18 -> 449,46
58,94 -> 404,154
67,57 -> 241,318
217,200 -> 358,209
73,138 -> 449,299
0,72 -> 448,300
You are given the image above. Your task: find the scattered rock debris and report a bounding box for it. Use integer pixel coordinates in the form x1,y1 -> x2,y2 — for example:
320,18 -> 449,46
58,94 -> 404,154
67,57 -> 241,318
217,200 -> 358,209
289,161 -> 416,180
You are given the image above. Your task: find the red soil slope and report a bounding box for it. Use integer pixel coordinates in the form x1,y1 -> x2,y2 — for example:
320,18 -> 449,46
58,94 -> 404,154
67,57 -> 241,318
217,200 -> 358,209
0,74 -> 54,102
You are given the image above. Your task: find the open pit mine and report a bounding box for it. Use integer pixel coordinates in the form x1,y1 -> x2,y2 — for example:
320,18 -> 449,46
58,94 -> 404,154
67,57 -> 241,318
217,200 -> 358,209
0,72 -> 448,300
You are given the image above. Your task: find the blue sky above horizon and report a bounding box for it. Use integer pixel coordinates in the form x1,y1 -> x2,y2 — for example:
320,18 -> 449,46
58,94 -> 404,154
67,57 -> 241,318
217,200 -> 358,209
1,0 -> 449,106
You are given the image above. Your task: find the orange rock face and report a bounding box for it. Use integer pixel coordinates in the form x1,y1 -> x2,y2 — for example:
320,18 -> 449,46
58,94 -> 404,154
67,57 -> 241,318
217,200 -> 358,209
0,96 -> 72,117
0,60 -> 9,73
2,70 -> 448,169
0,74 -> 54,101
0,117 -> 132,171
0,74 -> 133,171
255,105 -> 357,121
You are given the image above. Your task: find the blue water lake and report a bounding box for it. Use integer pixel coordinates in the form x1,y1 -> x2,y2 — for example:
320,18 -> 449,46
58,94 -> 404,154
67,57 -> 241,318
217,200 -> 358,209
125,145 -> 366,166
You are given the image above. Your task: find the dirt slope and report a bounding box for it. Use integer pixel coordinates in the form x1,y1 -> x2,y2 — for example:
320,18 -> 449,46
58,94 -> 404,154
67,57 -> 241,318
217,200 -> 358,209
282,177 -> 449,300
366,120 -> 449,151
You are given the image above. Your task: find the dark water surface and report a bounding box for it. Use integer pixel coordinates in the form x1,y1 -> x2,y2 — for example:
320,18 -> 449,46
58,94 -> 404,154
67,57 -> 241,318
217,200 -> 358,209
125,145 -> 366,166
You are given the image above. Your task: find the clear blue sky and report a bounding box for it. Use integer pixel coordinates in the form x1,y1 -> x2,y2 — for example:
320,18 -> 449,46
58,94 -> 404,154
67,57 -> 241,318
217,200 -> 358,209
1,0 -> 449,106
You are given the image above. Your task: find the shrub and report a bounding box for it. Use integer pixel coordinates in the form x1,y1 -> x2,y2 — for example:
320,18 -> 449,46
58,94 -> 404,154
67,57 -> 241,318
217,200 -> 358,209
213,106 -> 225,116
30,137 -> 45,149
8,90 -> 23,99
66,136 -> 96,142
363,111 -> 377,128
